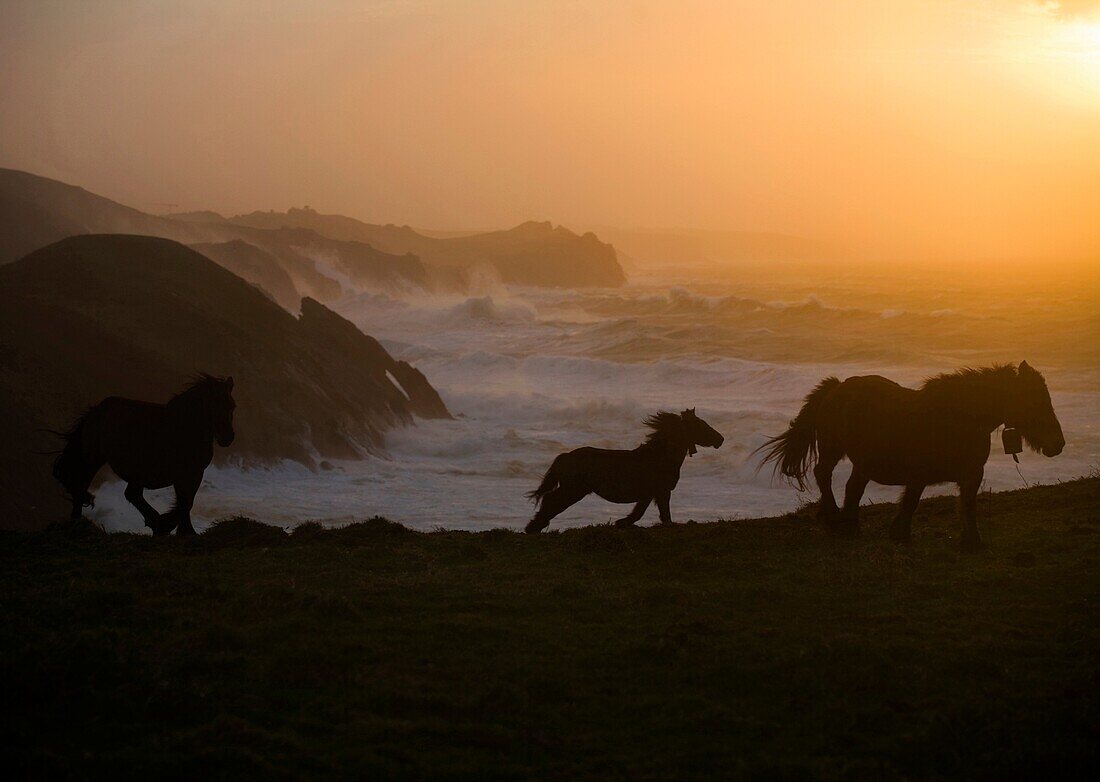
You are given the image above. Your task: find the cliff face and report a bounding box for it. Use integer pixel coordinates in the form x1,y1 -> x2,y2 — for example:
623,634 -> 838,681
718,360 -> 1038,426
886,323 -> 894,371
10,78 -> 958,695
298,298 -> 453,421
0,235 -> 451,530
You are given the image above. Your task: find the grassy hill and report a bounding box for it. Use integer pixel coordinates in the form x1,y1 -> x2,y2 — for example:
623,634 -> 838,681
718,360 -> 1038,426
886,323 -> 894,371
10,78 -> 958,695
1,477 -> 1097,779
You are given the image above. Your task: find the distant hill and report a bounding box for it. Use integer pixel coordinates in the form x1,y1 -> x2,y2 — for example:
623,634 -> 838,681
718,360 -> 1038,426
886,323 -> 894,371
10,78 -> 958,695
0,235 -> 451,530
0,168 -> 626,294
224,207 -> 626,287
0,169 -> 430,307
0,168 -> 330,305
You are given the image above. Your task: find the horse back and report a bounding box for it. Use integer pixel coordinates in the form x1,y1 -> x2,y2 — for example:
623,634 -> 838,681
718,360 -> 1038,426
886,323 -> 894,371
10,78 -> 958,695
81,397 -> 179,487
556,445 -> 680,500
819,375 -> 990,483
833,374 -> 913,400
90,396 -> 169,428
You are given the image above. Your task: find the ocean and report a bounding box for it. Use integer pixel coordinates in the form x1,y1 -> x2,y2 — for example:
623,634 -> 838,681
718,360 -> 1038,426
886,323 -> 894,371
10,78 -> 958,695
91,259 -> 1099,533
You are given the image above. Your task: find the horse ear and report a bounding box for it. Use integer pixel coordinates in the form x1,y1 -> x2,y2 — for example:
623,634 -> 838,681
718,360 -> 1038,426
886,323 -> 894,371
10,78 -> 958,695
1018,361 -> 1031,373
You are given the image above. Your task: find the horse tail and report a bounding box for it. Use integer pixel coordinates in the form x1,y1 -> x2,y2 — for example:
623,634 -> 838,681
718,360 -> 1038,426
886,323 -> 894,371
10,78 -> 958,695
51,411 -> 96,508
755,376 -> 840,490
526,456 -> 564,507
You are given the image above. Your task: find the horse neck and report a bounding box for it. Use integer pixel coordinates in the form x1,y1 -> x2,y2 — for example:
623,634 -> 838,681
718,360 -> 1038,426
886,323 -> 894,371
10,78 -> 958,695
922,371 -> 1012,432
640,432 -> 690,466
167,392 -> 213,440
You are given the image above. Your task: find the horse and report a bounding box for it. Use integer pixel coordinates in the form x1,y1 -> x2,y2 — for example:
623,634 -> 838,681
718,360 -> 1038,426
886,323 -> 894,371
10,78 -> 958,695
525,409 -> 724,533
52,374 -> 236,535
757,362 -> 1064,550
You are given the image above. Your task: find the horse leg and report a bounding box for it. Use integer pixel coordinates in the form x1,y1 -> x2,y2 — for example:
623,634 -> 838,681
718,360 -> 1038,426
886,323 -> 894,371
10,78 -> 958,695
813,450 -> 841,526
525,486 -> 589,534
655,491 -> 673,525
123,483 -> 166,534
889,484 -> 924,543
170,477 -> 201,536
957,474 -> 984,552
68,460 -> 104,520
837,469 -> 869,538
614,498 -> 651,528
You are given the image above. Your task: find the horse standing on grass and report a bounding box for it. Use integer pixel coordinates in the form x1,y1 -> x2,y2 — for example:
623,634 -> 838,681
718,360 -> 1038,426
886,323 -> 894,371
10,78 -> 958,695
52,375 -> 236,535
757,362 -> 1064,550
526,409 -> 724,533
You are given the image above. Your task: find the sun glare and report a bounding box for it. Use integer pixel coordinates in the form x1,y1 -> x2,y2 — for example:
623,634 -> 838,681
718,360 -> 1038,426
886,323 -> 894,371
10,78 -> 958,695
1001,8 -> 1100,106
1051,18 -> 1100,66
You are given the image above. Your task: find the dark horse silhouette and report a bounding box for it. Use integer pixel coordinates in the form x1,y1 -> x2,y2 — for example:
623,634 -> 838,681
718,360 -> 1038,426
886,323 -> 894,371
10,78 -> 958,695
757,362 -> 1064,550
525,409 -> 724,533
52,375 -> 236,535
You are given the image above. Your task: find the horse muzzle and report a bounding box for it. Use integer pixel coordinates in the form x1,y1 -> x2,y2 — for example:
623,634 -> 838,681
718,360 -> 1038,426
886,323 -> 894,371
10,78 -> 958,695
217,431 -> 236,447
1042,441 -> 1064,457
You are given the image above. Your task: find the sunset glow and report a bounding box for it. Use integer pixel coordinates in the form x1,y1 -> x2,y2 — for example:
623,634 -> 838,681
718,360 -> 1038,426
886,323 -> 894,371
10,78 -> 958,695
1,1 -> 1098,264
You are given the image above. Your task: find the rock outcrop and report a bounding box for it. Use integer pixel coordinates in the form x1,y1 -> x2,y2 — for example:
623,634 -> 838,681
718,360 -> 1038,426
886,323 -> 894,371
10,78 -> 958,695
0,235 -> 451,529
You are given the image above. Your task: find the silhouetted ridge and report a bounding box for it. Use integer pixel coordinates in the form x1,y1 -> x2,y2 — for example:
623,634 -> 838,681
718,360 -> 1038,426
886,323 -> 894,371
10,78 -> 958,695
0,168 -> 626,290
0,169 -> 433,304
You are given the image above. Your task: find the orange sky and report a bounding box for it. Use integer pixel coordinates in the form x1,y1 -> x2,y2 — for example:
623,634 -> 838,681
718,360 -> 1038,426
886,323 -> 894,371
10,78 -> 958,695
1,0 -> 1098,262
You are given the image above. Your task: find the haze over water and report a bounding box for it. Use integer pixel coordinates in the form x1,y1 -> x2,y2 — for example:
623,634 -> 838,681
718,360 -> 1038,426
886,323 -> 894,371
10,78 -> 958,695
92,258 -> 1099,532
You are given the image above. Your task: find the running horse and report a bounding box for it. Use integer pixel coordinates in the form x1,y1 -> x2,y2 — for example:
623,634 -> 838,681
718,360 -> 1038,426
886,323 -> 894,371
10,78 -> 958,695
52,374 -> 236,535
757,362 -> 1064,550
525,409 -> 724,533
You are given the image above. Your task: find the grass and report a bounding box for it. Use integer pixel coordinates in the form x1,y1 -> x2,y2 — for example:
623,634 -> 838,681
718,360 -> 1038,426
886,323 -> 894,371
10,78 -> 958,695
1,477 -> 1098,780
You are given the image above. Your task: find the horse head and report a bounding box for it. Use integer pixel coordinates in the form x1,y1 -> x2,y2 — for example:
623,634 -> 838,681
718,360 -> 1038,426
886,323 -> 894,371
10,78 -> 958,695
1007,362 -> 1064,457
680,408 -> 724,456
186,374 -> 236,447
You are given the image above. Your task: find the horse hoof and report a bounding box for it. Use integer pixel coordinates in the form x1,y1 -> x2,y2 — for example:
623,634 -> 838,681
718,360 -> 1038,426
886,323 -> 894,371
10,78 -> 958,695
524,519 -> 549,534
614,518 -> 636,528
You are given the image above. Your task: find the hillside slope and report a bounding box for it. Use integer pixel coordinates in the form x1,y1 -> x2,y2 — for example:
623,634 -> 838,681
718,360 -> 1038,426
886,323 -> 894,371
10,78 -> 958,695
189,240 -> 301,311
0,235 -> 450,529
0,477 -> 1096,778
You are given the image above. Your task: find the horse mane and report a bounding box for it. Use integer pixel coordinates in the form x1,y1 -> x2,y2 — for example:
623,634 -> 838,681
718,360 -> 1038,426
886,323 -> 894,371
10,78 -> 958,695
641,411 -> 685,449
169,373 -> 231,407
917,364 -> 1025,414
920,364 -> 1018,390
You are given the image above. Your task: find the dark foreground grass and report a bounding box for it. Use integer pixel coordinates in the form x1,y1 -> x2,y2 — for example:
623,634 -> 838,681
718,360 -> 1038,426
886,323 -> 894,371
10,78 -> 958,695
1,478 -> 1098,780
